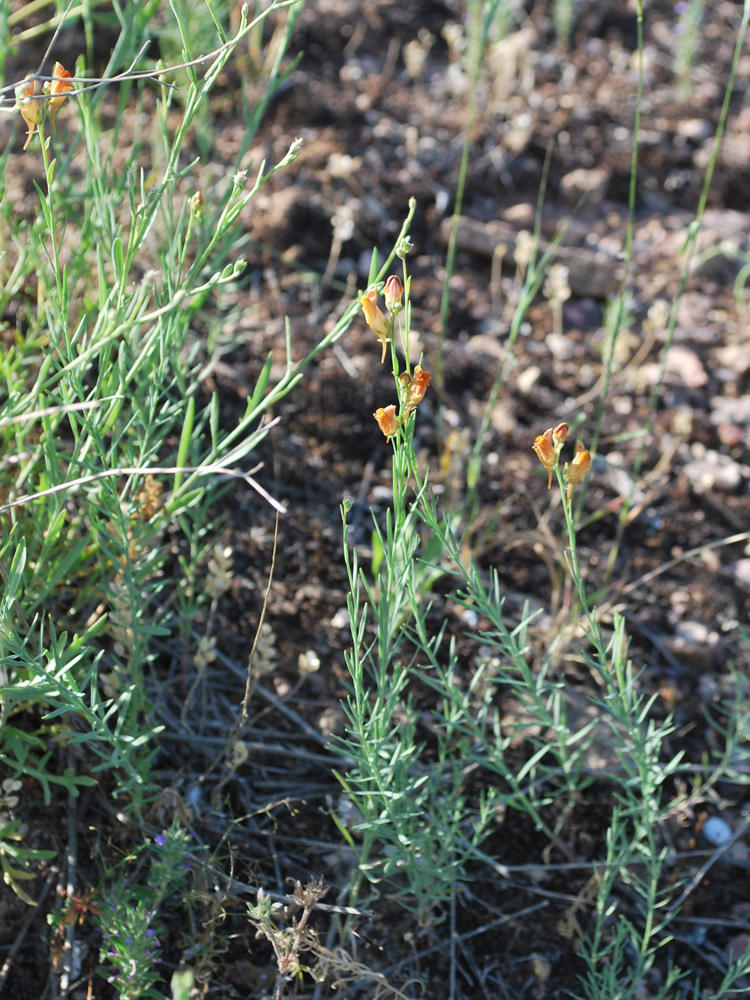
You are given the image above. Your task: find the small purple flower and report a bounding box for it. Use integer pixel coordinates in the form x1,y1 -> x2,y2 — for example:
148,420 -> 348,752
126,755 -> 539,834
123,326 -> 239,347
154,833 -> 167,847
675,1 -> 688,12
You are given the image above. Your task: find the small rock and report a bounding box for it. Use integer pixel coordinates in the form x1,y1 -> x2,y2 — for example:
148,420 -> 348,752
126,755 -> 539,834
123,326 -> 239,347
491,401 -> 516,435
559,167 -> 610,206
665,346 -> 708,388
330,608 -> 350,629
665,621 -> 722,671
503,202 -> 535,226
716,424 -> 745,448
733,559 -> 750,588
677,118 -> 713,143
516,365 -> 541,394
711,394 -> 750,425
546,332 -> 575,361
683,449 -> 743,491
715,345 -> 750,376
563,298 -> 602,331
702,816 -> 732,847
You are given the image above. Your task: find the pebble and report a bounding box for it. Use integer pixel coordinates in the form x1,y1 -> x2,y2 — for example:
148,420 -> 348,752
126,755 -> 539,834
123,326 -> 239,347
677,118 -> 713,143
711,394 -> 750,425
702,816 -> 733,847
563,298 -> 602,331
665,346 -> 708,388
733,559 -> 750,589
559,167 -> 610,206
683,448 -> 743,491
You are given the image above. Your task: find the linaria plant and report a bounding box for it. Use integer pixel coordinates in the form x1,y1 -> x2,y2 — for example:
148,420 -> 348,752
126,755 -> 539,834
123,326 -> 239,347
338,243 -> 500,926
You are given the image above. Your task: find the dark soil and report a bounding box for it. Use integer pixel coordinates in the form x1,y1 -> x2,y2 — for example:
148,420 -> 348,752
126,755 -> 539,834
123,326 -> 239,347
2,1 -> 750,998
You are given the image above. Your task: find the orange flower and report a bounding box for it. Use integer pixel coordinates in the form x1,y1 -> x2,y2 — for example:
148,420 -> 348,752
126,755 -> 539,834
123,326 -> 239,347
404,365 -> 431,413
359,288 -> 391,363
532,428 -> 557,488
15,75 -> 42,150
565,442 -> 592,499
373,404 -> 399,438
383,274 -> 403,313
47,62 -> 73,131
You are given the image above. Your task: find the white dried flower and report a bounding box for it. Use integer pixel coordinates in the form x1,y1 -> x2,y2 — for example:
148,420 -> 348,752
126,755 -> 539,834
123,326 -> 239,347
298,649 -> 321,674
0,779 -> 22,810
544,264 -> 571,304
227,739 -> 249,771
206,544 -> 233,599
514,230 -> 536,271
194,635 -> 217,670
250,622 -> 277,677
643,298 -> 670,334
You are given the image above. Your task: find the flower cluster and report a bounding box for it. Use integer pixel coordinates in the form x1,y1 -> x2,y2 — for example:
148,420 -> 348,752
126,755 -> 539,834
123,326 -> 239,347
0,778 -> 22,830
15,62 -> 74,150
97,822 -> 192,1000
360,272 -> 431,438
374,365 -> 431,439
99,897 -> 163,1000
205,543 -> 233,599
359,274 -> 404,363
533,422 -> 592,500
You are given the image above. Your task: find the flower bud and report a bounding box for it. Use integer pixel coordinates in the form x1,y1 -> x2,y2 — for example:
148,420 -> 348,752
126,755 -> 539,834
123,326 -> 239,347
384,274 -> 403,314
190,190 -> 203,218
552,422 -> 569,448
373,404 -> 399,438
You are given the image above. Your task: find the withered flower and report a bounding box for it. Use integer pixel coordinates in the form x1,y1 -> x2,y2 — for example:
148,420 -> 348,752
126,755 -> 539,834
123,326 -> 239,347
373,404 -> 399,439
15,75 -> 42,150
565,442 -> 592,500
47,62 -> 73,131
359,288 -> 391,363
404,365 -> 431,414
532,428 -> 557,489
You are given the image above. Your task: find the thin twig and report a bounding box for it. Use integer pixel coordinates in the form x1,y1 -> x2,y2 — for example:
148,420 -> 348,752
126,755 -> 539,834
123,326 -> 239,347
0,459 -> 286,515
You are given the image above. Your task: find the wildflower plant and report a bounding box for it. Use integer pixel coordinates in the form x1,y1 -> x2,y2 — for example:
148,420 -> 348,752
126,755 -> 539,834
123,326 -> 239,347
96,820 -> 194,999
339,239 -> 501,921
